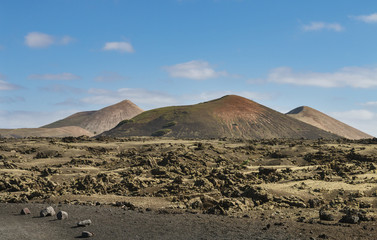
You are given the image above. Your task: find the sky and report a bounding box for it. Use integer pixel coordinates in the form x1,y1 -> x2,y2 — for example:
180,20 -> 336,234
1,0 -> 377,137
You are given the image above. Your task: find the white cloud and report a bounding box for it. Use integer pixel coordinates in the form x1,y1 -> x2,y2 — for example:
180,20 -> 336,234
362,101 -> 377,106
352,13 -> 377,23
25,32 -> 54,48
302,22 -> 344,32
164,60 -> 228,80
330,109 -> 377,137
25,32 -> 74,48
103,41 -> 134,53
261,66 -> 377,88
82,88 -> 176,109
28,73 -> 81,81
94,72 -> 128,82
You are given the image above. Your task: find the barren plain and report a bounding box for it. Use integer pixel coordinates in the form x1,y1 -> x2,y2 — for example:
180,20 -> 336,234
0,136 -> 376,239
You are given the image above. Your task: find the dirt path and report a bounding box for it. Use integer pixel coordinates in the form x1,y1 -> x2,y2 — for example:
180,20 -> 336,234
1,203 -> 376,240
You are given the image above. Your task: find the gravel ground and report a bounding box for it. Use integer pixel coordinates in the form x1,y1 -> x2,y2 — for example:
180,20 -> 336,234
1,203 -> 376,240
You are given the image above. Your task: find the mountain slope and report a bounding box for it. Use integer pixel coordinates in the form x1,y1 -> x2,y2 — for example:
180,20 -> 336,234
101,95 -> 339,139
286,106 -> 372,139
0,126 -> 94,138
43,100 -> 143,134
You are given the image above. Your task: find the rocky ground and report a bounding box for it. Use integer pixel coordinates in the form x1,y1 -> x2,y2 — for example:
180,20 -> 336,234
0,136 -> 377,239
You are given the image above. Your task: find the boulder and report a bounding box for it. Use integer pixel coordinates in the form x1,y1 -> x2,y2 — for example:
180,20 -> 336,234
40,206 -> 55,217
81,231 -> 94,238
77,219 -> 92,227
20,208 -> 31,215
319,210 -> 335,221
57,211 -> 68,220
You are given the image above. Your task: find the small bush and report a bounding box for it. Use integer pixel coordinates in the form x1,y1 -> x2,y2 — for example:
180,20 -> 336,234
162,121 -> 177,128
151,129 -> 172,137
116,119 -> 134,128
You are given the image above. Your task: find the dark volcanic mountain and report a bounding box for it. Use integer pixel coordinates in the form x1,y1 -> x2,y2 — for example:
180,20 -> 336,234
286,106 -> 372,140
101,95 -> 339,139
43,100 -> 143,134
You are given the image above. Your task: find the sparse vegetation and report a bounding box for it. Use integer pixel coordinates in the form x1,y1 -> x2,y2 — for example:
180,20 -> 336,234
116,119 -> 134,127
0,137 -> 376,239
151,129 -> 172,137
162,121 -> 177,128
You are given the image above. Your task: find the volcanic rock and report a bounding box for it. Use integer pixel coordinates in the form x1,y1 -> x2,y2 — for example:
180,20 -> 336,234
40,206 -> 55,217
57,211 -> 68,220
20,208 -> 31,215
81,231 -> 94,238
77,219 -> 92,227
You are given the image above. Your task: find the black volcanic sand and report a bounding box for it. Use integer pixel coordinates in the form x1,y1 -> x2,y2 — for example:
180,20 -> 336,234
1,203 -> 376,240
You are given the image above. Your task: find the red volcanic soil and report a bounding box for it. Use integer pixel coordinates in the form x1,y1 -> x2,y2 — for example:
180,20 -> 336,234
102,95 -> 339,139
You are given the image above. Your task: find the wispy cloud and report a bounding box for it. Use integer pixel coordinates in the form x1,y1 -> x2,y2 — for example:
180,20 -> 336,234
94,72 -> 128,82
258,66 -> 377,88
164,60 -> 228,80
55,98 -> 84,107
28,73 -> 81,81
302,22 -> 344,32
24,32 -> 74,48
0,74 -> 21,90
40,84 -> 83,94
82,88 -> 176,109
183,91 -> 275,103
0,110 -> 78,128
103,41 -> 134,53
0,96 -> 25,104
60,36 -> 75,45
351,13 -> 377,23
362,101 -> 377,107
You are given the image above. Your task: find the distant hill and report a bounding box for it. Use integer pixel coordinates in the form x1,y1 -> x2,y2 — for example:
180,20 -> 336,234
42,100 -> 143,134
0,126 -> 94,138
101,95 -> 339,139
286,106 -> 373,140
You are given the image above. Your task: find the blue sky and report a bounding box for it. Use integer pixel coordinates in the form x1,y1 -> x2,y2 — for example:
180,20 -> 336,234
1,0 -> 377,136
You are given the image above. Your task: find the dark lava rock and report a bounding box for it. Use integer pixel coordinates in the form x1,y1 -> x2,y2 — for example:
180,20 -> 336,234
309,198 -> 324,208
258,167 -> 277,175
20,208 -> 31,215
318,234 -> 329,239
40,206 -> 55,217
340,214 -> 360,224
77,219 -> 92,227
319,210 -> 335,221
81,231 -> 94,238
57,211 -> 68,220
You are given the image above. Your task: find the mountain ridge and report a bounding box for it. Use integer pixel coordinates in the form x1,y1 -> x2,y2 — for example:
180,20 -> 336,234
101,95 -> 339,139
42,100 -> 143,134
